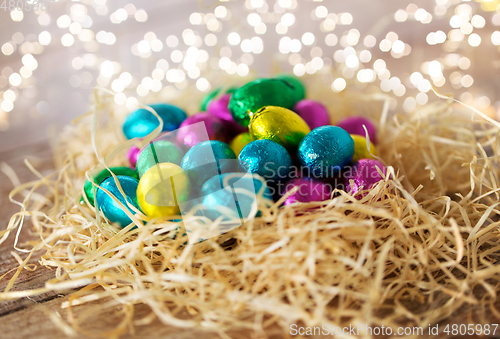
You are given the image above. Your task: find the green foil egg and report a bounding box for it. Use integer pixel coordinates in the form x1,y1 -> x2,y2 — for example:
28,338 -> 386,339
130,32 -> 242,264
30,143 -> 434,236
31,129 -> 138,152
82,166 -> 139,207
136,140 -> 184,178
275,74 -> 306,101
249,106 -> 311,153
229,78 -> 300,127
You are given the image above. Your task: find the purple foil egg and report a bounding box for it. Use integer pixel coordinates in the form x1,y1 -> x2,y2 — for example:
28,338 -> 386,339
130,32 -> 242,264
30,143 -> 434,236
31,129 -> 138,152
176,112 -> 226,148
208,94 -> 248,134
336,116 -> 377,144
283,177 -> 332,205
294,99 -> 330,130
127,145 -> 141,168
342,159 -> 386,198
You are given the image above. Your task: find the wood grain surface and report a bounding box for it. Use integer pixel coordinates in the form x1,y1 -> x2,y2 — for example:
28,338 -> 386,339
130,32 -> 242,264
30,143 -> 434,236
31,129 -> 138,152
0,142 -> 496,339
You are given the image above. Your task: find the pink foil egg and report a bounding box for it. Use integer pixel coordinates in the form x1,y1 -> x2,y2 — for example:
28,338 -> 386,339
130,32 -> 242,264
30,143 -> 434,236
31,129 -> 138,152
294,99 -> 330,130
127,145 -> 141,168
283,177 -> 332,205
342,159 -> 386,198
336,116 -> 377,145
176,112 -> 226,148
208,94 -> 248,134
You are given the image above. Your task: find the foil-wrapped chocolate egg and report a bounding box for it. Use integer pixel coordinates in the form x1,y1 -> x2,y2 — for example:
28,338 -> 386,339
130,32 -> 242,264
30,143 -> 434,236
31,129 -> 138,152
283,178 -> 332,205
239,139 -> 292,183
298,126 -> 354,178
127,145 -> 141,168
249,106 -> 311,153
294,99 -> 330,130
342,159 -> 387,197
95,175 -> 141,227
136,140 -> 184,177
123,104 -> 187,140
351,134 -> 377,163
229,78 -> 300,127
200,173 -> 273,221
137,163 -> 191,218
176,112 -> 226,149
200,86 -> 237,112
83,166 -> 138,207
180,140 -> 238,192
336,116 -> 377,144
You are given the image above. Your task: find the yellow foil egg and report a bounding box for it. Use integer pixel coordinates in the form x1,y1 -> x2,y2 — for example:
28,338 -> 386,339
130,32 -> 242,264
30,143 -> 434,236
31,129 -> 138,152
230,132 -> 253,157
351,134 -> 378,162
249,106 -> 311,153
137,163 -> 191,218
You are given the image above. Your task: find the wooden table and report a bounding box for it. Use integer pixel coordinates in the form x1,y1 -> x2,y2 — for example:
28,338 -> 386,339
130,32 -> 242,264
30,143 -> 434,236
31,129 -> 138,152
0,143 -> 495,339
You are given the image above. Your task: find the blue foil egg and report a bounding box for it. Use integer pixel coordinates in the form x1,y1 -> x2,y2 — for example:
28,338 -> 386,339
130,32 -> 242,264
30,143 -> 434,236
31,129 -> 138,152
95,175 -> 141,227
123,103 -> 187,139
200,173 -> 272,221
298,126 -> 354,178
238,139 -> 292,183
180,140 -> 238,193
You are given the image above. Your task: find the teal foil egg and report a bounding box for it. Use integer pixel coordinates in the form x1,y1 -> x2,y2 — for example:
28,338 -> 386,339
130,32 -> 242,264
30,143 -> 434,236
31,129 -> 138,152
95,175 -> 141,227
180,140 -> 238,192
228,78 -> 299,127
136,140 -> 184,177
275,74 -> 306,101
238,139 -> 292,183
298,126 -> 354,178
200,173 -> 272,221
82,166 -> 138,207
123,103 -> 187,139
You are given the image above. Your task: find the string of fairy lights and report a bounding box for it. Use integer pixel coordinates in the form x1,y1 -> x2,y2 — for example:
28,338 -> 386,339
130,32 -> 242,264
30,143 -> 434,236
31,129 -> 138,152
0,0 -> 500,132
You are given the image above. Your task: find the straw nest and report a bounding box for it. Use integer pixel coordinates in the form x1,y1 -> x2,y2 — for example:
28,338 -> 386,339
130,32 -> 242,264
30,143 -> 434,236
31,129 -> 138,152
1,73 -> 500,338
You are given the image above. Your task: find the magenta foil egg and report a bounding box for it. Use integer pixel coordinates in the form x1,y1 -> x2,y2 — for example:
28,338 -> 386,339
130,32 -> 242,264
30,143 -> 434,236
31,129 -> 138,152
294,99 -> 330,130
336,116 -> 377,144
343,159 -> 386,198
283,177 -> 332,205
208,94 -> 248,134
127,145 -> 141,168
176,112 -> 226,148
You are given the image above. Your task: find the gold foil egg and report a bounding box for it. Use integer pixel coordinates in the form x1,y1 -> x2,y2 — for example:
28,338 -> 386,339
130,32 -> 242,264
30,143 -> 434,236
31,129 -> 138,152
137,163 -> 191,218
249,106 -> 311,153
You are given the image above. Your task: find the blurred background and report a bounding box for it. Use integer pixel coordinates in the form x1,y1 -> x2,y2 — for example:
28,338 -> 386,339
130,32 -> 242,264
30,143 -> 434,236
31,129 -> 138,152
0,0 -> 499,153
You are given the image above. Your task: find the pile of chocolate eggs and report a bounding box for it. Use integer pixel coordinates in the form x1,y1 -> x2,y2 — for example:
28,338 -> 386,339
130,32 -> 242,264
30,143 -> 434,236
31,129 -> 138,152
82,75 -> 387,228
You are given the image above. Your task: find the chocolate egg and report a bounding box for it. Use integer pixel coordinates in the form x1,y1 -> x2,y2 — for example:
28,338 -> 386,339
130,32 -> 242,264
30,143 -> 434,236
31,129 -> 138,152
127,145 -> 141,168
351,134 -> 377,163
95,175 -> 141,227
283,178 -> 332,205
200,173 -> 272,221
229,78 -> 299,127
239,139 -> 292,183
136,140 -> 184,177
83,167 -> 139,207
123,104 -> 187,139
137,163 -> 191,218
200,86 -> 237,112
336,116 -> 377,144
342,159 -> 386,197
176,112 -> 226,149
294,99 -> 330,130
180,140 -> 238,192
249,106 -> 310,153
297,126 -> 354,178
